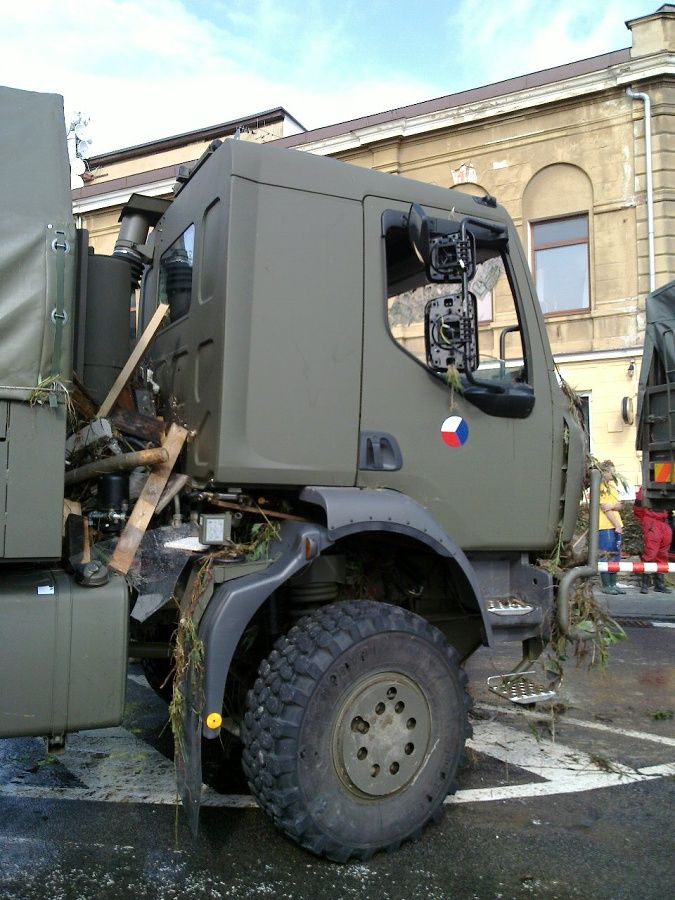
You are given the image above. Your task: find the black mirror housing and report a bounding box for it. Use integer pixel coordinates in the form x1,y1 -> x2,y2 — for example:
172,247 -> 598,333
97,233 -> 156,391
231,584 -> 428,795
463,383 -> 535,418
407,203 -> 431,266
425,293 -> 478,374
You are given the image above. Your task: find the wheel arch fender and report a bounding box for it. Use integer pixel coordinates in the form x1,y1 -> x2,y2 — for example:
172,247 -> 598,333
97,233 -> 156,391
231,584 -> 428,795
301,486 -> 492,641
199,521 -> 334,737
199,489 -> 492,738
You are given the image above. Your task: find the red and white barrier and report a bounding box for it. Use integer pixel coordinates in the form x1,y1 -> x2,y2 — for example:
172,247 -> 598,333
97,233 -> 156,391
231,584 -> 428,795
597,561 -> 675,574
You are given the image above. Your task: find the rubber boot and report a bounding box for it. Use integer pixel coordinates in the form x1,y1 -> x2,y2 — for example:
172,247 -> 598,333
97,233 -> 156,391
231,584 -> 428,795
640,574 -> 650,594
610,574 -> 626,595
600,573 -> 617,595
654,574 -> 672,594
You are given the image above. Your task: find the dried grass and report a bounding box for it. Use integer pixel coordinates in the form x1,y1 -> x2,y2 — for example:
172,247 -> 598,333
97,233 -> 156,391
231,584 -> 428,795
444,365 -> 464,410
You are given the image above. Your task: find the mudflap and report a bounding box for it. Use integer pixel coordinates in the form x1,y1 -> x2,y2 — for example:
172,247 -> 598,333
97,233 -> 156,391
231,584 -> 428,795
175,652 -> 204,836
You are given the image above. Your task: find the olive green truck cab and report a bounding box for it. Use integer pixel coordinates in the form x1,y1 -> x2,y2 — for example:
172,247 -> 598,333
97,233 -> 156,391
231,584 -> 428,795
0,86 -> 587,861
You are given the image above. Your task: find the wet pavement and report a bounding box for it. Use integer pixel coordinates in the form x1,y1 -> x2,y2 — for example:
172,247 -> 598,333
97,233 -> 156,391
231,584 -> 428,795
594,575 -> 675,621
0,604 -> 672,900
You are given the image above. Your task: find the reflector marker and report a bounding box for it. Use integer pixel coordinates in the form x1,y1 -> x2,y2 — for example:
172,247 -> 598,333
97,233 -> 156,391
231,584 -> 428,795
653,463 -> 675,483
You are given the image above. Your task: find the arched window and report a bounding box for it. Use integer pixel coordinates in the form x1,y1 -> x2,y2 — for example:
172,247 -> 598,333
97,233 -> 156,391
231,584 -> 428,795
523,165 -> 593,315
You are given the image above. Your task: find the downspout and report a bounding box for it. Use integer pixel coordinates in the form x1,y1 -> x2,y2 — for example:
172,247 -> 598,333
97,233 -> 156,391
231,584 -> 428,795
626,89 -> 655,292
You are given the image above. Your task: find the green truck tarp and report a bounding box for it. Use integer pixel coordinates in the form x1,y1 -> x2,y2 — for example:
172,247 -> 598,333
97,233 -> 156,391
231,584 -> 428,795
0,86 -> 76,400
636,279 -> 675,439
636,279 -> 675,507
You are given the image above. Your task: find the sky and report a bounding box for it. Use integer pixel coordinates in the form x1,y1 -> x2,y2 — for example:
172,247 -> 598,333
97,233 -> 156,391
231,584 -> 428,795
0,0 -> 662,155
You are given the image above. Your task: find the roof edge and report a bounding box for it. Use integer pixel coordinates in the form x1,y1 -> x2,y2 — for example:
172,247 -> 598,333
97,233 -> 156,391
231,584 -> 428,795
88,107 -> 306,166
626,2 -> 675,28
276,48 -> 631,149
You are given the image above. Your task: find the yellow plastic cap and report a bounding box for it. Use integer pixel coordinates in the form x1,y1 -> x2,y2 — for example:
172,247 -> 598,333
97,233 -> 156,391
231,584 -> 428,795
206,712 -> 223,730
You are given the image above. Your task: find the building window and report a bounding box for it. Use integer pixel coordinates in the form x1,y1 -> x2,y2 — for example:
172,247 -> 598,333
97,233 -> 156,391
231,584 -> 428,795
532,215 -> 589,314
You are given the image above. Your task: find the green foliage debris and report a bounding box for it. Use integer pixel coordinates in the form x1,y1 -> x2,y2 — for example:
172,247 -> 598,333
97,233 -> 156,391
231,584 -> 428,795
445,365 -> 463,410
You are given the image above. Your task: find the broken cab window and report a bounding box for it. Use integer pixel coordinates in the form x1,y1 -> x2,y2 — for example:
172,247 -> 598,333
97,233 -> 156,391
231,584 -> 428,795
385,221 -> 528,386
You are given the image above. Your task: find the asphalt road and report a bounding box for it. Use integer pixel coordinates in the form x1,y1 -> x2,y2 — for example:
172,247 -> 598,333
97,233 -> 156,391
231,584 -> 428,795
0,618 -> 672,900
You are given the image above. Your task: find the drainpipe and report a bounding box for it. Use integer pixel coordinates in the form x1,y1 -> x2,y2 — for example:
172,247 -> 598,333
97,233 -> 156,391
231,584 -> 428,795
626,89 -> 655,293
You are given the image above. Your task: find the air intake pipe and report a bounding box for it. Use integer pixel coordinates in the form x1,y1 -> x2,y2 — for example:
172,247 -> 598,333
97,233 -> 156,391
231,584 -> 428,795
113,193 -> 172,289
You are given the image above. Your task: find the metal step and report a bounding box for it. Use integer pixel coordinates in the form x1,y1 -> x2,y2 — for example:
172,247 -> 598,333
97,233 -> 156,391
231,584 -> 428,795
486,597 -> 534,616
487,671 -> 557,705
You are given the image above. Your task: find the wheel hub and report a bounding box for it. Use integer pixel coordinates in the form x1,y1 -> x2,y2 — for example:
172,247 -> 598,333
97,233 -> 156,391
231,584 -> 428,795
332,672 -> 432,797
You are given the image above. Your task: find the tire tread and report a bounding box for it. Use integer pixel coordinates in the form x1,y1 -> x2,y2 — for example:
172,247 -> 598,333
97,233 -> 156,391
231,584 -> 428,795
241,600 -> 472,862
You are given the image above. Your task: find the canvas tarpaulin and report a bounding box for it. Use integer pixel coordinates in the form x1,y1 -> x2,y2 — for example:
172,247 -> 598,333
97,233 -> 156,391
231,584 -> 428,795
0,86 -> 76,400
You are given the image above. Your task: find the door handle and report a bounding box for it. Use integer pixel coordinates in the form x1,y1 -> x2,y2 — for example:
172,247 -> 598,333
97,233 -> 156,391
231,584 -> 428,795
358,431 -> 403,471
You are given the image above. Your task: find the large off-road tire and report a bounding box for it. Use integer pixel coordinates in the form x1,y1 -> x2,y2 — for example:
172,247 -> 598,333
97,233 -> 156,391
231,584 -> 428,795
240,600 -> 472,862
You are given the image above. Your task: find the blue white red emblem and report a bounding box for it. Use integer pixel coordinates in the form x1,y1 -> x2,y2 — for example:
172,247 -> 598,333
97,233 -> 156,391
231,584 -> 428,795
440,415 -> 469,448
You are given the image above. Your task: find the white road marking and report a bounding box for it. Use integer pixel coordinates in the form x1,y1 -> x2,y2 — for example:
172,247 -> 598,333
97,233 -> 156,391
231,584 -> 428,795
2,678 -> 672,808
652,621 -> 675,628
475,703 -> 675,748
1,715 -> 672,809
446,767 -> 674,804
0,727 -> 224,806
445,720 -> 674,804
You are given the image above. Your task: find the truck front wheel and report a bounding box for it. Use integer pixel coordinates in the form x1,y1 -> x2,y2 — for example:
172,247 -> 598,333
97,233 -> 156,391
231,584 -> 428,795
241,600 -> 471,862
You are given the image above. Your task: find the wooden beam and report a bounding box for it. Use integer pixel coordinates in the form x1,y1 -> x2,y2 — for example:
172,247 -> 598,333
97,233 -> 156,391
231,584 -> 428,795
108,423 -> 188,576
64,447 -> 168,486
97,303 -> 169,419
209,498 -> 311,523
111,409 -> 166,446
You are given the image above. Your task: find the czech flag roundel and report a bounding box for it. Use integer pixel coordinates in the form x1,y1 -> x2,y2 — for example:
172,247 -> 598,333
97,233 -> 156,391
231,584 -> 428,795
440,415 -> 469,448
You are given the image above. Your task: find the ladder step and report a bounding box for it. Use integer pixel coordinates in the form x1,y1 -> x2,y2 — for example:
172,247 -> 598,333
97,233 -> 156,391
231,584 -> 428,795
486,597 -> 534,616
487,671 -> 557,705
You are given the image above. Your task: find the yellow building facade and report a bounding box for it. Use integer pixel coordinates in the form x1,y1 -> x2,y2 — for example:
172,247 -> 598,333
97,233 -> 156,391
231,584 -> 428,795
73,6 -> 674,488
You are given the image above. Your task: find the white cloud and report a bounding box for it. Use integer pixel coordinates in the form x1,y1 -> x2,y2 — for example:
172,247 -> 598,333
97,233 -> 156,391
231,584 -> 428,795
1,0 -> 426,150
0,0 -> 659,153
444,0 -> 645,88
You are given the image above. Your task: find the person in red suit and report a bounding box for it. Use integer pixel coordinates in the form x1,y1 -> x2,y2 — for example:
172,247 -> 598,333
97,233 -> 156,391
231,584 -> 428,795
633,487 -> 673,594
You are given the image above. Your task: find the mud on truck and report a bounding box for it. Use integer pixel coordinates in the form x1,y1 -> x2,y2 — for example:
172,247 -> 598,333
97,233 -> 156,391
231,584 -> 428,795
0,86 -> 591,862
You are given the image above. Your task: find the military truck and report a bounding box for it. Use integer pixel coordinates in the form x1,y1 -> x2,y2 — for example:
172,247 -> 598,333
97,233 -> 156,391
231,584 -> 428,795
636,279 -> 675,509
0,86 -> 587,862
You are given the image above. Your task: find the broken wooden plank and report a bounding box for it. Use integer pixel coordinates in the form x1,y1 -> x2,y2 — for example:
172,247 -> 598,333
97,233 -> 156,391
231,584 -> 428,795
115,383 -> 136,412
81,517 -> 91,565
71,373 -> 97,420
97,303 -> 169,419
111,408 -> 166,446
108,423 -> 189,576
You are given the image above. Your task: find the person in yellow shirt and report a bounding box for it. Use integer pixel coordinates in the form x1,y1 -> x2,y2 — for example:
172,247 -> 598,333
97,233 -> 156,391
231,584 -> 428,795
598,460 -> 625,595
